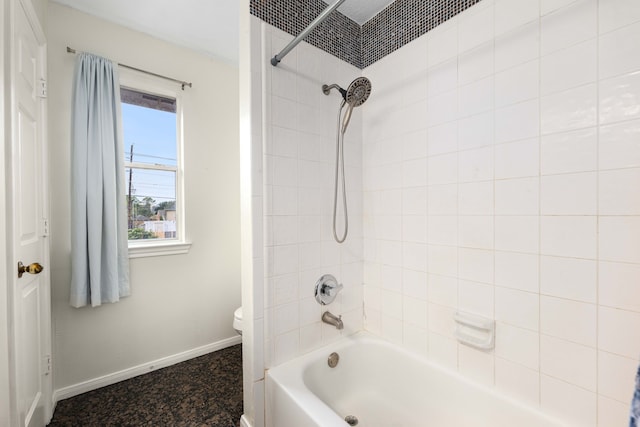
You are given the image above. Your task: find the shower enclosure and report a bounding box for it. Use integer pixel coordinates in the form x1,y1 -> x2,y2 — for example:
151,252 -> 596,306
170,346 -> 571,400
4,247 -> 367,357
241,0 -> 640,426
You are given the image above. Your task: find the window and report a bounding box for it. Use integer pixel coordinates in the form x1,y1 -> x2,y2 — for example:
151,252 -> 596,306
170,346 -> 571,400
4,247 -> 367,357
120,71 -> 189,257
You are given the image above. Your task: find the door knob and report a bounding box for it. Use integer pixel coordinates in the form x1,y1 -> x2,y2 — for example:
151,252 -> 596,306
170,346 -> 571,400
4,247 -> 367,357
18,262 -> 43,278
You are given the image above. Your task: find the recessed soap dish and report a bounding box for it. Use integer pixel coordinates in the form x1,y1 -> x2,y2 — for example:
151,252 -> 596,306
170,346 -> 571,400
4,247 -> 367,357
453,312 -> 495,351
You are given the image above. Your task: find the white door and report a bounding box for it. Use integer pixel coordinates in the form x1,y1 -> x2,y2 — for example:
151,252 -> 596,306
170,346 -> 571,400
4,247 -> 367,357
10,0 -> 52,425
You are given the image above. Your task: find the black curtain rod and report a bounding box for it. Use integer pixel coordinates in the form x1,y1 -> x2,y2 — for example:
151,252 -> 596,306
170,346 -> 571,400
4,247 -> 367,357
66,47 -> 192,90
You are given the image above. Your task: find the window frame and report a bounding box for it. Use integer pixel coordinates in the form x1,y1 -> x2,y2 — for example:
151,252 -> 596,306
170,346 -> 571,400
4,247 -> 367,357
119,68 -> 190,258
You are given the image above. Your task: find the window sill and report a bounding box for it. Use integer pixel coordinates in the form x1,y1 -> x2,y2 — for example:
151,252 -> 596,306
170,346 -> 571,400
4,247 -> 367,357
128,241 -> 192,259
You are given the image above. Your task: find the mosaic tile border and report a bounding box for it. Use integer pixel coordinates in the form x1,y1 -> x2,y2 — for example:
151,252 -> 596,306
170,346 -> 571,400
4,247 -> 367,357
250,0 -> 483,69
362,0 -> 482,67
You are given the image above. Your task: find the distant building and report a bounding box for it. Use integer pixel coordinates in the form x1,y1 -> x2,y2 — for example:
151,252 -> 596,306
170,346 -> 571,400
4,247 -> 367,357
157,208 -> 176,221
143,220 -> 176,239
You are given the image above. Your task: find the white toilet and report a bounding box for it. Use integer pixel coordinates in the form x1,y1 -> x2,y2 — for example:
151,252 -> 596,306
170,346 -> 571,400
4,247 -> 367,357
233,307 -> 243,335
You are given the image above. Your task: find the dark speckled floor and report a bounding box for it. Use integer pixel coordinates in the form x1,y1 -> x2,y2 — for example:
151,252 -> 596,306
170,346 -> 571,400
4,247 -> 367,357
48,344 -> 243,427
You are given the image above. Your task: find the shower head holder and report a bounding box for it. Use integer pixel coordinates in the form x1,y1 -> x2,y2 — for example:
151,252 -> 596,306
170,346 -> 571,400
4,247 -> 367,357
322,83 -> 347,100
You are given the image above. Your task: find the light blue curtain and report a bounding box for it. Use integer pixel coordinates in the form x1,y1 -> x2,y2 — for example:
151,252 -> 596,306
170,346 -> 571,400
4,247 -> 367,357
70,52 -> 130,308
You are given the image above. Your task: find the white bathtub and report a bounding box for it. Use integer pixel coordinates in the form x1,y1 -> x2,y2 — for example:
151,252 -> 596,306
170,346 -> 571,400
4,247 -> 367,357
267,332 -> 565,427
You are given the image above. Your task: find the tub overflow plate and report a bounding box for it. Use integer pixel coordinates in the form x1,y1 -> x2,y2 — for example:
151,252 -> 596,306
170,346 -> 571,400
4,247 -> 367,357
327,352 -> 339,368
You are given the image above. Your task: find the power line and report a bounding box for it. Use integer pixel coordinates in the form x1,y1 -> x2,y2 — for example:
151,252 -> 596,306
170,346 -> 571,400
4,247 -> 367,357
124,151 -> 176,162
129,181 -> 175,188
125,169 -> 176,176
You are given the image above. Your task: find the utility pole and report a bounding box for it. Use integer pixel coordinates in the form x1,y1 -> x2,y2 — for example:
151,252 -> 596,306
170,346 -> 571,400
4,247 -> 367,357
128,144 -> 134,229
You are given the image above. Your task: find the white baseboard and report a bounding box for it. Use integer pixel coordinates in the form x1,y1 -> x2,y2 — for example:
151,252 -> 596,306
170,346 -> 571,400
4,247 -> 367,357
52,335 -> 242,403
240,414 -> 253,427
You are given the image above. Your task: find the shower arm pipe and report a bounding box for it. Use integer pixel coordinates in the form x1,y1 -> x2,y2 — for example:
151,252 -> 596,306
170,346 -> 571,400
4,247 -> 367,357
271,0 -> 347,66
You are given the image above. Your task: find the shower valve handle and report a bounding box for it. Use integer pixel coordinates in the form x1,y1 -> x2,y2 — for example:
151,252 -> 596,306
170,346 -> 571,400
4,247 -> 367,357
326,283 -> 343,297
315,274 -> 343,305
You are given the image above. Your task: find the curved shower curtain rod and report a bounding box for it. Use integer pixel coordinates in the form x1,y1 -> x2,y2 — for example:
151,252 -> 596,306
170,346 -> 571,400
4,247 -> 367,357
271,0 -> 347,66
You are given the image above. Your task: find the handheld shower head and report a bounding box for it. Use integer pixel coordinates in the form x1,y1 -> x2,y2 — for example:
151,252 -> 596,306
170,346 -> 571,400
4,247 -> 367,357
322,77 -> 373,244
344,77 -> 372,107
323,77 -> 372,134
341,77 -> 372,133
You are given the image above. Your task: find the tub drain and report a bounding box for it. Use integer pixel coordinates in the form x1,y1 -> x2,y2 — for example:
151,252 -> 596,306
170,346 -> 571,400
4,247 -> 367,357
344,415 -> 358,426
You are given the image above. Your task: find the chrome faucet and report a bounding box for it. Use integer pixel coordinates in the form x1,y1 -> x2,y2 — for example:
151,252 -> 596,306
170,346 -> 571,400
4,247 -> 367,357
322,311 -> 343,330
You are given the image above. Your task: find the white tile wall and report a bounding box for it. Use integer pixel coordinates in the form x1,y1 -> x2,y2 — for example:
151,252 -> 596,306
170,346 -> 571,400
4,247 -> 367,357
541,39 -> 597,96
495,22 -> 539,72
359,1 -> 640,426
540,334 -> 597,391
495,357 -> 540,406
541,127 -> 598,174
598,0 -> 640,33
599,71 -> 640,124
495,287 -> 539,331
598,395 -> 630,426
541,374 -> 597,427
495,322 -> 540,369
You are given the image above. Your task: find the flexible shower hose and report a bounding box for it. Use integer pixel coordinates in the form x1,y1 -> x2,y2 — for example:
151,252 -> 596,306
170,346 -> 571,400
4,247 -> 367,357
333,101 -> 348,244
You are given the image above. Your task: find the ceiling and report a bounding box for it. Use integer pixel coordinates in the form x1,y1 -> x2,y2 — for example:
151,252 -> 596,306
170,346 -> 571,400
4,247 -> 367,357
50,0 -> 394,65
337,0 -> 395,24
